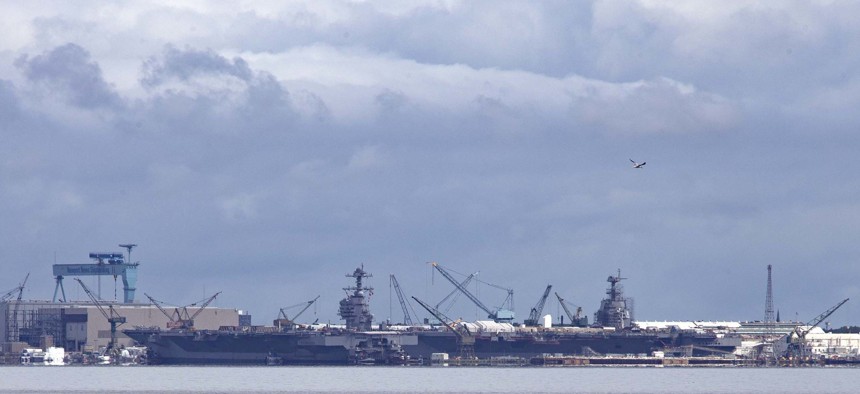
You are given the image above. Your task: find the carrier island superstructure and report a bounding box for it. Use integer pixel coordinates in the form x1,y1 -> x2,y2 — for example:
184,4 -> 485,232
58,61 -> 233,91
123,265 -> 741,365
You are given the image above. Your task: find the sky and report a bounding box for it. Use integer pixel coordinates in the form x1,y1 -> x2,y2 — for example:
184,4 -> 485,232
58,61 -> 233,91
2,1 -> 860,328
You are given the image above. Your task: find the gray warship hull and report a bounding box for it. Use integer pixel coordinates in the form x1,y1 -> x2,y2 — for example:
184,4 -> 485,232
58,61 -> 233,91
124,266 -> 739,365
125,327 -> 738,365
124,328 -> 418,365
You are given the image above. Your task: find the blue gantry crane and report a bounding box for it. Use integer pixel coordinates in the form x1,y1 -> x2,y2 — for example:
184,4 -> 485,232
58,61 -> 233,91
53,244 -> 140,303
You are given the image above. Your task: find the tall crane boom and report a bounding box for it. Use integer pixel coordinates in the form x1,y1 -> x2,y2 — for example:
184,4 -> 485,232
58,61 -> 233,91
430,262 -> 514,322
4,273 -> 29,343
525,285 -> 552,326
2,274 -> 28,302
278,296 -> 320,321
436,273 -> 475,313
74,278 -> 126,354
188,291 -> 221,322
555,292 -> 588,327
783,298 -> 849,358
275,295 -> 320,330
412,295 -> 475,360
145,293 -> 179,326
432,263 -> 492,316
390,275 -> 414,325
412,296 -> 459,336
149,292 -> 221,330
282,295 -> 320,321
801,298 -> 849,336
555,292 -> 575,324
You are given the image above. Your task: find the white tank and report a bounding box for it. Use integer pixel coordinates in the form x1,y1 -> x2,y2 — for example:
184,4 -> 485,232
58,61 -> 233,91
542,314 -> 552,328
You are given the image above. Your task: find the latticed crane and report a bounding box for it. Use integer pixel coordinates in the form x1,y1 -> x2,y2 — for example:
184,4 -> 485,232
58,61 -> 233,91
524,285 -> 552,326
389,275 -> 415,325
783,298 -> 849,359
555,292 -> 588,327
435,272 -> 475,314
430,262 -> 514,322
144,293 -> 181,329
412,296 -> 475,360
143,292 -> 221,330
274,295 -> 320,329
2,273 -> 29,343
74,278 -> 126,355
175,292 -> 221,330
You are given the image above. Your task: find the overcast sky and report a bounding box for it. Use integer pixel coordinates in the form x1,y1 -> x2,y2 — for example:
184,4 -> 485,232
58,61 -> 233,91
2,1 -> 860,327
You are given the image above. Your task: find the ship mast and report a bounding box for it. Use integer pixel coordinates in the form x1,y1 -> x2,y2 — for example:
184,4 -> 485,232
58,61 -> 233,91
594,269 -> 633,330
338,265 -> 375,331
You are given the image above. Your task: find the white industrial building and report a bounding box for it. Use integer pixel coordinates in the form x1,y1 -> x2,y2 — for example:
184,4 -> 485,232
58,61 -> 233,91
800,327 -> 860,357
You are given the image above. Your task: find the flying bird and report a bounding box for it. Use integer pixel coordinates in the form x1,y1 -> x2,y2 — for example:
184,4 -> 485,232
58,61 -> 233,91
630,159 -> 646,168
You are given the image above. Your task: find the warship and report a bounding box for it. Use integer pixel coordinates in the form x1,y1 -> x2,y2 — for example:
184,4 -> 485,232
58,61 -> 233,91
124,266 -> 740,364
125,266 -> 417,365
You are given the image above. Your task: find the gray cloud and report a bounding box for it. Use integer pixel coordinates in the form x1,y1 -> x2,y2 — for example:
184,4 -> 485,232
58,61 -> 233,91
14,43 -> 122,109
141,45 -> 254,87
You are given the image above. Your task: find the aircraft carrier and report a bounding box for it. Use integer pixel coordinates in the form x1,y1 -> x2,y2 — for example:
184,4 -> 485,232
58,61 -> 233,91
124,266 -> 740,365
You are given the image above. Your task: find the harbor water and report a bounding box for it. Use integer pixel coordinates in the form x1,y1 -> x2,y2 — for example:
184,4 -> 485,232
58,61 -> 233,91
0,366 -> 858,393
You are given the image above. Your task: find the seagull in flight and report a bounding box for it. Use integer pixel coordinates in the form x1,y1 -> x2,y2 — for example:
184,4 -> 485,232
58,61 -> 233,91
630,159 -> 646,169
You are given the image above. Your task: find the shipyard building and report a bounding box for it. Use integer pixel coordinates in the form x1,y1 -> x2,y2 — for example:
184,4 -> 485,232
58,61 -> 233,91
1,300 -> 239,353
1,247 -> 240,354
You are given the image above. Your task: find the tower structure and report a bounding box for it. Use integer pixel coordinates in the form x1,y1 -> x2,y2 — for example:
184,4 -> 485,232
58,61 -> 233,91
338,265 -> 374,331
594,269 -> 633,330
761,264 -> 776,362
764,264 -> 774,324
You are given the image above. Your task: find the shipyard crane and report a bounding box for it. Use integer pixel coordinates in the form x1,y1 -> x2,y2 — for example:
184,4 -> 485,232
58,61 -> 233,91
1,273 -> 28,302
435,272 -> 476,314
274,295 -> 320,329
2,273 -> 29,343
430,262 -> 514,322
74,278 -> 126,355
555,292 -> 587,327
783,298 -> 849,359
0,285 -> 22,302
524,285 -> 552,326
175,292 -> 222,330
412,296 -> 475,360
389,275 -> 416,325
144,293 -> 182,328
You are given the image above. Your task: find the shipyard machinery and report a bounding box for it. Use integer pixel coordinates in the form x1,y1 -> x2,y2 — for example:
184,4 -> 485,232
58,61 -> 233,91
0,274 -> 28,302
435,272 -> 476,314
53,245 -> 140,303
412,296 -> 475,360
389,275 -> 416,325
555,292 -> 588,327
274,295 -> 320,329
782,298 -> 849,359
74,278 -> 126,355
430,262 -> 515,323
1,273 -> 29,342
524,285 -> 552,326
145,292 -> 222,330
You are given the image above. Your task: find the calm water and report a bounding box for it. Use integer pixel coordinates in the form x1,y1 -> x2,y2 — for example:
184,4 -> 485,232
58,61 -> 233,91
0,366 -> 858,393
